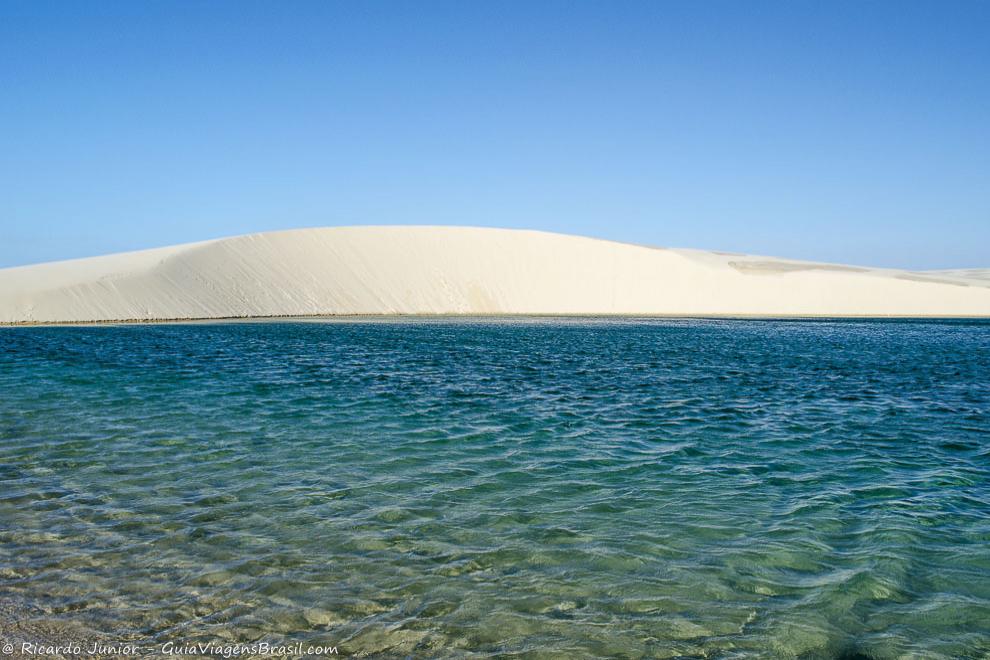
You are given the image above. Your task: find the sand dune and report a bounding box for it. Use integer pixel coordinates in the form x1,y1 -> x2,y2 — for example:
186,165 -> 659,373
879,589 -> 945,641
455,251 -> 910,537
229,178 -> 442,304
1,226 -> 988,323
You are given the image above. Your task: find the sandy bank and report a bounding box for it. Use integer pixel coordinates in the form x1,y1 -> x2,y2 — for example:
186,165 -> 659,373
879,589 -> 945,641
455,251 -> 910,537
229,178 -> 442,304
1,226 -> 988,323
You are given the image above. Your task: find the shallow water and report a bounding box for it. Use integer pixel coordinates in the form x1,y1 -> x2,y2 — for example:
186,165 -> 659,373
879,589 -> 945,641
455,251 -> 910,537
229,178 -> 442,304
1,319 -> 988,658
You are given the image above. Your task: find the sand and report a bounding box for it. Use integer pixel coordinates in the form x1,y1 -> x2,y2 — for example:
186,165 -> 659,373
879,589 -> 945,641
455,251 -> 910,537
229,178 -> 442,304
0,226 -> 988,324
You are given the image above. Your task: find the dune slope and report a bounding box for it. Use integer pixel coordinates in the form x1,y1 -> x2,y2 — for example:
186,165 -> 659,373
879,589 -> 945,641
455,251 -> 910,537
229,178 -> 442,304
1,226 -> 988,323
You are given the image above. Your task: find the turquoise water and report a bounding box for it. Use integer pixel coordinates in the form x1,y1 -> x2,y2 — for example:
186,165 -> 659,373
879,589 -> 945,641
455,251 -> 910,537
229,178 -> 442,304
1,319 -> 988,658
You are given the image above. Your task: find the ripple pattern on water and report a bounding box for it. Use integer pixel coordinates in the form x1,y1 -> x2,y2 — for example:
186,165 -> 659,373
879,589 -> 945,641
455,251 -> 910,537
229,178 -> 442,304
1,319 -> 989,658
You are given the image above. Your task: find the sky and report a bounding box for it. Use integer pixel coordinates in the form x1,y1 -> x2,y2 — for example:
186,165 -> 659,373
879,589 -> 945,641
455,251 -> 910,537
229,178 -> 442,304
1,1 -> 988,270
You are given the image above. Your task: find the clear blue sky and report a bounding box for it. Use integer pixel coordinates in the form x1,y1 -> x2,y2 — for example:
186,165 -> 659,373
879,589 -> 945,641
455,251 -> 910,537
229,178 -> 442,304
1,1 -> 988,270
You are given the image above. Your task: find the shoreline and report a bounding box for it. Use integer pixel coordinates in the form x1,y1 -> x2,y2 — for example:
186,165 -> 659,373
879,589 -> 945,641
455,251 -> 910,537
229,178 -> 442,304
3,312 -> 990,328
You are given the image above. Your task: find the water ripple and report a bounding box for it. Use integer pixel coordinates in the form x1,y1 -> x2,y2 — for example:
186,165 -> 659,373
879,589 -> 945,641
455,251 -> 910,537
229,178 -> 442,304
1,319 -> 988,658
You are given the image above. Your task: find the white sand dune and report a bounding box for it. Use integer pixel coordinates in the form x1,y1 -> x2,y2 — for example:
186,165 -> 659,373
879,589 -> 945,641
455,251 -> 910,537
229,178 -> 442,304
1,226 -> 988,324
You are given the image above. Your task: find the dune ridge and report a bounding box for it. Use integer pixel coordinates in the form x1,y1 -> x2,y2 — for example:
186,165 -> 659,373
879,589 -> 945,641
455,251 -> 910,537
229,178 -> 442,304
1,226 -> 988,324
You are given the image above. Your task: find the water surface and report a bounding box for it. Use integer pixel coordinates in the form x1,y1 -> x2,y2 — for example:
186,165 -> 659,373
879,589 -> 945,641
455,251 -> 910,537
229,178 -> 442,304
1,319 -> 988,658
